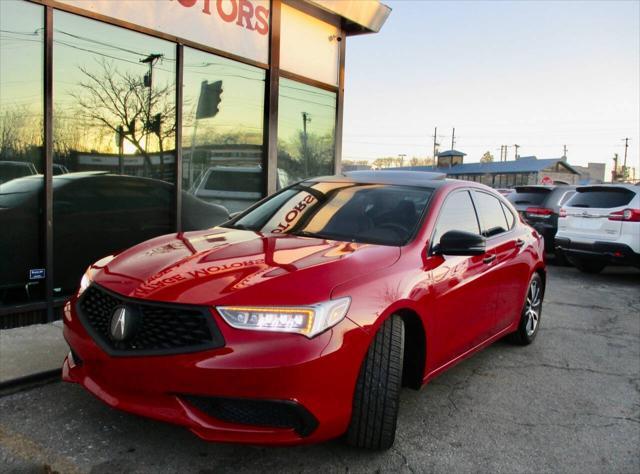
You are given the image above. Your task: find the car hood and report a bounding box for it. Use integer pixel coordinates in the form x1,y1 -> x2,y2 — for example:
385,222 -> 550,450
91,228 -> 401,306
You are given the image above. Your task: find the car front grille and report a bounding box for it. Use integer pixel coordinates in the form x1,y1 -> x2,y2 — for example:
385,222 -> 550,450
181,395 -> 318,437
77,284 -> 224,356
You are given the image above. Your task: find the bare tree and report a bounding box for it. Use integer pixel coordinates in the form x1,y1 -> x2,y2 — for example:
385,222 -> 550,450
72,58 -> 176,177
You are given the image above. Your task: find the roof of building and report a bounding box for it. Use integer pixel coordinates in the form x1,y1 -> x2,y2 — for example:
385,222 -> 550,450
436,149 -> 467,158
306,1 -> 391,34
396,157 -> 581,175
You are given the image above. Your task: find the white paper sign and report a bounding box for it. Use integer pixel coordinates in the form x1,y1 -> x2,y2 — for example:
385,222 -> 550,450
57,0 -> 270,64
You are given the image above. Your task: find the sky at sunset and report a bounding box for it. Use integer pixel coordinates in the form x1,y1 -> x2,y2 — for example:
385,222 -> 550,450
343,0 -> 640,173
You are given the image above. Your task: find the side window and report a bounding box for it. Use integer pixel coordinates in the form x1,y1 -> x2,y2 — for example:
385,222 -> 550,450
473,191 -> 509,237
432,190 -> 480,246
500,201 -> 515,229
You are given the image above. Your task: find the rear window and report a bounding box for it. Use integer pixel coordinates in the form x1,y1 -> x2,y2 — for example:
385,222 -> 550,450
508,188 -> 551,206
205,170 -> 262,193
565,188 -> 635,209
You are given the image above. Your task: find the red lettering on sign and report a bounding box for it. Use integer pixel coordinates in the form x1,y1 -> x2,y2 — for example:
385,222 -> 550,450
172,0 -> 269,35
216,0 -> 237,22
236,0 -> 255,30
176,0 -> 198,7
254,5 -> 269,35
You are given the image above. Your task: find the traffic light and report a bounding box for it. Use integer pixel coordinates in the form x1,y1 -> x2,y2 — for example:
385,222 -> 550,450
196,80 -> 223,119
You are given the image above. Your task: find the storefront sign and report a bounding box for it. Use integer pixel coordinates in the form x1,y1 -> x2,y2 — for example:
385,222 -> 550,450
57,0 -> 270,63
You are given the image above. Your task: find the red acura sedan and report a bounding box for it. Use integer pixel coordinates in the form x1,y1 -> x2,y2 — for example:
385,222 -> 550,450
62,171 -> 545,450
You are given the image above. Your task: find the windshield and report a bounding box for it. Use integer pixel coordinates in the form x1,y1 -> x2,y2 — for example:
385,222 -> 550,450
565,188 -> 635,209
508,188 -> 551,206
226,181 -> 433,246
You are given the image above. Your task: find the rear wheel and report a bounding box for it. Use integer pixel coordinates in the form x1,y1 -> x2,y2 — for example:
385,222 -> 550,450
568,257 -> 606,274
346,315 -> 405,450
509,273 -> 543,345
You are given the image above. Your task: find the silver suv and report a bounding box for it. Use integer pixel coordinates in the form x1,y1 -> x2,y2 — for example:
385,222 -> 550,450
555,184 -> 640,273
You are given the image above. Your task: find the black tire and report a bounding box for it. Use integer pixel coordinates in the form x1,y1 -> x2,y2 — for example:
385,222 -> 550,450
346,315 -> 405,450
568,257 -> 606,274
552,250 -> 570,266
508,272 -> 544,345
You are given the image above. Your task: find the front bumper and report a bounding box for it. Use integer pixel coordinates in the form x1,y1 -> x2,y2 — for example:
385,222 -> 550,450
62,297 -> 369,445
555,238 -> 640,266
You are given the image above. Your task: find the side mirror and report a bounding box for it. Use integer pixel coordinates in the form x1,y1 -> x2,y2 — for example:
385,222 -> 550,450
434,230 -> 486,256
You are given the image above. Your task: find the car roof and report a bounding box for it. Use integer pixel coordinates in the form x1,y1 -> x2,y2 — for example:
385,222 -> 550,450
308,170 -> 450,189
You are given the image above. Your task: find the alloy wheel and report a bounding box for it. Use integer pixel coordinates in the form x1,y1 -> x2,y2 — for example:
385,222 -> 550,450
524,279 -> 541,336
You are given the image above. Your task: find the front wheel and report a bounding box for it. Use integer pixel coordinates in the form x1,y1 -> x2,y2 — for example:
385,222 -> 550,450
346,315 -> 405,450
508,273 -> 544,345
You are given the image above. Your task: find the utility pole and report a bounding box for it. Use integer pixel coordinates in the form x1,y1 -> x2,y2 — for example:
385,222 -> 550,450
499,145 -> 504,162
503,145 -> 508,162
398,154 -> 406,167
451,127 -> 456,149
562,144 -> 568,159
140,53 -> 163,176
622,138 -> 630,176
514,144 -> 520,160
432,127 -> 439,168
612,153 -> 619,182
301,112 -> 312,175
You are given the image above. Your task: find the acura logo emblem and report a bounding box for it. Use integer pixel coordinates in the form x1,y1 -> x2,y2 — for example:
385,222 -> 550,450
110,305 -> 134,342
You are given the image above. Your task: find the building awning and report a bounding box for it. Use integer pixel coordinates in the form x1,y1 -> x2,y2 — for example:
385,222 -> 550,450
305,0 -> 391,34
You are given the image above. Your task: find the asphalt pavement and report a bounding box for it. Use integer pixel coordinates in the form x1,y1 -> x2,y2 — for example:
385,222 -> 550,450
1,265 -> 638,474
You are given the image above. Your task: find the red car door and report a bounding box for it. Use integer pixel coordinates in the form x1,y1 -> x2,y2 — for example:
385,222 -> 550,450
472,191 -> 530,334
426,189 -> 497,369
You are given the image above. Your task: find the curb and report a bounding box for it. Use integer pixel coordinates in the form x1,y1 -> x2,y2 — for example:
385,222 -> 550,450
0,369 -> 61,397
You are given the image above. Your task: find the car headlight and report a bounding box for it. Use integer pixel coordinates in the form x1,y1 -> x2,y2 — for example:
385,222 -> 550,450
78,254 -> 116,296
216,297 -> 351,338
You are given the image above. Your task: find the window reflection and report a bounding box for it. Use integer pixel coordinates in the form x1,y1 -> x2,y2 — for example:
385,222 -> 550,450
277,78 -> 336,182
52,11 -> 182,296
182,47 -> 266,215
0,0 -> 44,305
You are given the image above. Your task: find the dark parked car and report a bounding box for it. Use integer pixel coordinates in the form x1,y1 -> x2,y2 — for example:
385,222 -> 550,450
508,185 -> 576,253
0,160 -> 38,185
0,172 -> 229,299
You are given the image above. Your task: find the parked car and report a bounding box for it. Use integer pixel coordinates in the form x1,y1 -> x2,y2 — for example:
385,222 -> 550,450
63,170 -> 546,450
0,160 -> 37,184
0,172 -> 229,298
52,163 -> 70,175
556,184 -> 640,273
508,185 -> 576,254
190,166 -> 291,214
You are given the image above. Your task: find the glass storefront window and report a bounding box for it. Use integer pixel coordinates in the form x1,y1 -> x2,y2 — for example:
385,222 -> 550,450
280,3 -> 340,86
182,47 -> 265,216
52,11 -> 178,296
277,78 -> 336,183
0,0 -> 44,306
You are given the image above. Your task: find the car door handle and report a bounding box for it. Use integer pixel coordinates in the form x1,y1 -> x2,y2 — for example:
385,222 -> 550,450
515,239 -> 525,247
483,254 -> 496,264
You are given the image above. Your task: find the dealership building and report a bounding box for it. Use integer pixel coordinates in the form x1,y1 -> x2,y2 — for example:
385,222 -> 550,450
0,0 -> 390,326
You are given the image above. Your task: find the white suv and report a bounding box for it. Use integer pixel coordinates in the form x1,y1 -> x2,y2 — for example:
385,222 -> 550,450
555,184 -> 640,273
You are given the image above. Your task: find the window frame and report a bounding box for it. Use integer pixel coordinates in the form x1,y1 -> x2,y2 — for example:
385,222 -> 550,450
471,189 -> 517,239
428,188 -> 482,255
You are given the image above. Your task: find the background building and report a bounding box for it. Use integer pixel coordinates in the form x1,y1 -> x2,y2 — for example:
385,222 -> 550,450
400,154 -> 581,187
0,0 -> 390,327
